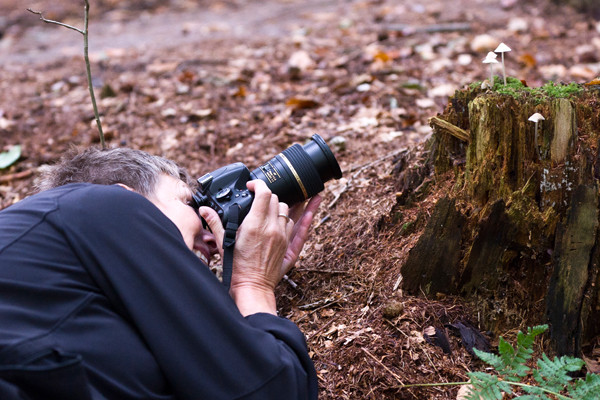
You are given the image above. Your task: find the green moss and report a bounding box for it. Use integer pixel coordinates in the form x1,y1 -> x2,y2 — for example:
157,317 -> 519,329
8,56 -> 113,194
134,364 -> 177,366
473,77 -> 583,102
470,81 -> 483,90
401,81 -> 426,91
399,221 -> 415,236
538,81 -> 583,98
493,76 -> 526,98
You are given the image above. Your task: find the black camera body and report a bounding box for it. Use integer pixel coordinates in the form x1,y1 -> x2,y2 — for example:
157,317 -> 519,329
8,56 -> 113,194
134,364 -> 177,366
191,134 -> 342,227
191,162 -> 255,226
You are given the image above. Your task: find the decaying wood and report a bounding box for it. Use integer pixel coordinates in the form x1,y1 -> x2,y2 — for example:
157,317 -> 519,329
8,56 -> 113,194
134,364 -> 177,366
547,184 -> 598,355
401,197 -> 465,295
429,116 -> 470,142
399,86 -> 600,356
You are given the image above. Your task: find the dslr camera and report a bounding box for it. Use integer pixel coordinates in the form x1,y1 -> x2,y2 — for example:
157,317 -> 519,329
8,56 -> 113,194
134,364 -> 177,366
191,134 -> 342,227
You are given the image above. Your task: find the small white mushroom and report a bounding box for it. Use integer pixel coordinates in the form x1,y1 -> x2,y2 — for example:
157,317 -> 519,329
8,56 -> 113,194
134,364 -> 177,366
494,43 -> 512,85
482,52 -> 499,86
529,112 -> 545,160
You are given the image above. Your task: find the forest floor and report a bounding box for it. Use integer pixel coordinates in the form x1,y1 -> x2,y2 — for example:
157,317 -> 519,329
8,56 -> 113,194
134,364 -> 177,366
1,0 -> 599,398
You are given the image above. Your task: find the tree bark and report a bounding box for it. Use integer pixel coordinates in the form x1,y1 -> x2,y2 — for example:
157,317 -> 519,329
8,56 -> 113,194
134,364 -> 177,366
398,85 -> 600,356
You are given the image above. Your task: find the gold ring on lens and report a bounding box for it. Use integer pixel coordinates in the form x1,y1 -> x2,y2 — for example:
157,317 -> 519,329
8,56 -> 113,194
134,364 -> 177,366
278,154 -> 308,199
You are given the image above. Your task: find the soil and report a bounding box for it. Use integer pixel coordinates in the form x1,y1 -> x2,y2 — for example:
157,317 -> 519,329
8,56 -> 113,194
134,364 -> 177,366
1,0 -> 599,398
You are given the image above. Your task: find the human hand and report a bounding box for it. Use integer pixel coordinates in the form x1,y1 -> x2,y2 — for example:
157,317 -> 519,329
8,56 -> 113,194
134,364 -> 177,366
281,194 -> 322,274
199,180 -> 321,315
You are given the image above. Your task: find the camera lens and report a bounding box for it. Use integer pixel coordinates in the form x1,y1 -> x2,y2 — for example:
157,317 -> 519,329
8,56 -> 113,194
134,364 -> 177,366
250,134 -> 342,206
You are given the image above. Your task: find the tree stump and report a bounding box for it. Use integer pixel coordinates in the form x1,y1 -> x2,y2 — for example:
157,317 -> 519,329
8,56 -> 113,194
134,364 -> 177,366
399,80 -> 600,356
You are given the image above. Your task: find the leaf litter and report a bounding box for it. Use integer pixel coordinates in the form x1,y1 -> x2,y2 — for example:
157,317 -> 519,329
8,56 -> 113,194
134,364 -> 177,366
1,0 -> 600,398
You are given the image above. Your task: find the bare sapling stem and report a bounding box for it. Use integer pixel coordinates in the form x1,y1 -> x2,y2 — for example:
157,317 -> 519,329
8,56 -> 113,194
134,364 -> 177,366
27,0 -> 106,149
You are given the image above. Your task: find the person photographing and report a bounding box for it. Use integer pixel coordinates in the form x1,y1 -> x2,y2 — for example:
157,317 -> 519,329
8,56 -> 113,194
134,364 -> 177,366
0,139 -> 341,399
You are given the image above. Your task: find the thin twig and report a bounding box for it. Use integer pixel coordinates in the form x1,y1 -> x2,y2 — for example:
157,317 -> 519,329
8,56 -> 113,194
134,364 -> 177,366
26,8 -> 85,34
27,1 -> 106,149
82,0 -> 106,149
361,347 -> 405,385
328,147 -> 407,208
0,170 -> 34,183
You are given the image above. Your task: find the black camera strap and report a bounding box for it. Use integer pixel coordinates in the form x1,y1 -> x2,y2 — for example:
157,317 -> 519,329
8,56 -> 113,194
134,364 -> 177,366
221,204 -> 241,289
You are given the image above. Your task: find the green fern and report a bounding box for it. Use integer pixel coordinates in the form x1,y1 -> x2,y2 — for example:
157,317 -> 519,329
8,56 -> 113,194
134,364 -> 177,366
399,325 -> 599,399
466,324 -> 599,400
568,373 -> 600,400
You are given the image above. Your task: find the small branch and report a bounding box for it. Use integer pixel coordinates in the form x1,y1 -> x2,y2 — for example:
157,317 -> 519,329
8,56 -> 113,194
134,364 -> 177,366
27,8 -> 85,34
384,22 -> 472,36
82,0 -> 106,149
28,1 -> 106,149
362,347 -> 406,386
397,381 -> 470,389
0,169 -> 34,184
328,147 -> 407,208
429,116 -> 470,142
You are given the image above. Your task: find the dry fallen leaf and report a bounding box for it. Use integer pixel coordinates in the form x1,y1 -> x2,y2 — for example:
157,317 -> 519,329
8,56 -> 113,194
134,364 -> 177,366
456,384 -> 479,400
582,354 -> 600,374
585,78 -> 600,86
285,97 -> 321,110
518,53 -> 537,68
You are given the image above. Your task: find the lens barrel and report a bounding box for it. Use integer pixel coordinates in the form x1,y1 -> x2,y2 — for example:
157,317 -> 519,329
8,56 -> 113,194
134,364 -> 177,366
250,134 -> 342,206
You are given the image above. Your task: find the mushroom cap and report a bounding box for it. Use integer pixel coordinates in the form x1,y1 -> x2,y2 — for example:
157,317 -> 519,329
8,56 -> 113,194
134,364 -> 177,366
482,51 -> 499,63
482,58 -> 499,64
495,42 -> 512,53
528,113 -> 545,122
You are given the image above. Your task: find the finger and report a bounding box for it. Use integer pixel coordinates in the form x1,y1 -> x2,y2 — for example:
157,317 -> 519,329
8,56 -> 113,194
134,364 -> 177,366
291,196 -> 321,248
288,201 -> 306,223
198,206 -> 224,248
278,202 -> 290,225
246,180 -> 273,218
304,195 -> 322,217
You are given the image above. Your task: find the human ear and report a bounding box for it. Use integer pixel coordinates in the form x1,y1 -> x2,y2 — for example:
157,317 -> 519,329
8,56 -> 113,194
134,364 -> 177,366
115,183 -> 135,192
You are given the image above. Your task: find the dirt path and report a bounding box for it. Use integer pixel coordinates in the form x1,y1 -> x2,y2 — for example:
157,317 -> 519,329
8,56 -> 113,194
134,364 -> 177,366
2,1 -> 350,66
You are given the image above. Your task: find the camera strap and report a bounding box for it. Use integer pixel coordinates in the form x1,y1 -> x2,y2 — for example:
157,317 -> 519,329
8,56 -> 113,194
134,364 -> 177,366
221,204 -> 241,289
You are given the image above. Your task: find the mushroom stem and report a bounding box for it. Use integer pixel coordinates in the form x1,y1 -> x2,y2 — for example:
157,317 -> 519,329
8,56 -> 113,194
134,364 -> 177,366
489,64 -> 494,86
534,121 -> 539,160
501,52 -> 506,85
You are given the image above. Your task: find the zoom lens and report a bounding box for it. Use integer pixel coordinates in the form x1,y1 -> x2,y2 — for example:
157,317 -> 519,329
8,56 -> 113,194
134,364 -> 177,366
250,134 -> 342,206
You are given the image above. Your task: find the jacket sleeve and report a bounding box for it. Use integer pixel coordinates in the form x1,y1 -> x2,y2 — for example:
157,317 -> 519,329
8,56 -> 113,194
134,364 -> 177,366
57,185 -> 318,400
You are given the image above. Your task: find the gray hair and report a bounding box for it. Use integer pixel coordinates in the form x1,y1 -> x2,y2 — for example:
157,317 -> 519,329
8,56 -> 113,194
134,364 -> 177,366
36,147 -> 192,197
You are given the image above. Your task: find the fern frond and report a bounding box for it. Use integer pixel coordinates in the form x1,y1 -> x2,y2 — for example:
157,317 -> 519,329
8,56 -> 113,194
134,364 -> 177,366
568,373 -> 600,400
473,347 -> 504,370
405,324 -> 599,400
467,372 -> 511,400
478,325 -> 548,380
532,354 -> 583,393
512,325 -> 547,373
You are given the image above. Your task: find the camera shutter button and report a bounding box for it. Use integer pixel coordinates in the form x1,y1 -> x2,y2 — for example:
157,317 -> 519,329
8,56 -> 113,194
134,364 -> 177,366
215,188 -> 233,202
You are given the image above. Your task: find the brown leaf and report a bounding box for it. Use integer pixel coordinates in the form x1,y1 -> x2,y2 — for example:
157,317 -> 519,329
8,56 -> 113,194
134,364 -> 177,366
373,50 -> 391,63
584,78 -> 600,86
582,354 -> 600,374
518,53 -> 537,68
285,97 -> 321,110
233,85 -> 247,98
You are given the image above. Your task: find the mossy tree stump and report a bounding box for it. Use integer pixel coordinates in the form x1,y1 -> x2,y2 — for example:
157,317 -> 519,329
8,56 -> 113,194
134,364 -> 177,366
400,79 -> 600,356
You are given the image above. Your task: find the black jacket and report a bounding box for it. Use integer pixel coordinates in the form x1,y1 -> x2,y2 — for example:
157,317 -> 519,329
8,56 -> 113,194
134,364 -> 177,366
0,184 -> 318,399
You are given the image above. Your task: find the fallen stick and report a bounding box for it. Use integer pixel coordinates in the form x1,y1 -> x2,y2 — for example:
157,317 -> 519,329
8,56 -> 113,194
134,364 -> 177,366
0,170 -> 33,183
384,22 -> 472,35
328,147 -> 407,208
361,347 -> 405,385
429,116 -> 470,142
